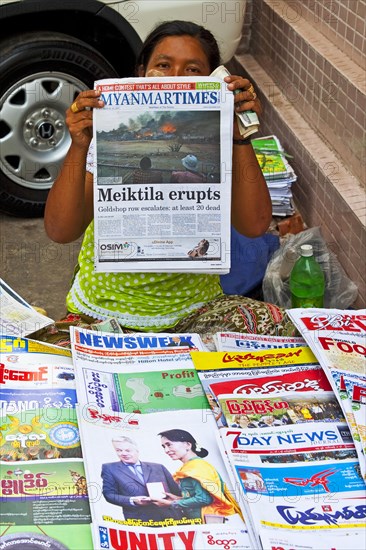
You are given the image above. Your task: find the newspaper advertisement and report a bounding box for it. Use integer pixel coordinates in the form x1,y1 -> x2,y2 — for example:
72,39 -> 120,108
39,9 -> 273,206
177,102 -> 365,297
287,308 -> 366,478
219,421 -> 366,550
0,278 -> 54,337
93,76 -> 233,274
0,336 -> 93,549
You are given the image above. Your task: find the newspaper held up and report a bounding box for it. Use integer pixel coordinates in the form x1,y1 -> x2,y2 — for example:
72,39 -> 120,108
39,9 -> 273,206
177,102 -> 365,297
93,76 -> 233,274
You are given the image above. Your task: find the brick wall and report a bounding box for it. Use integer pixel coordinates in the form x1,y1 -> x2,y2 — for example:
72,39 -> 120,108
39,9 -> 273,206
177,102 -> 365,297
297,0 -> 365,68
249,0 -> 365,184
234,0 -> 365,306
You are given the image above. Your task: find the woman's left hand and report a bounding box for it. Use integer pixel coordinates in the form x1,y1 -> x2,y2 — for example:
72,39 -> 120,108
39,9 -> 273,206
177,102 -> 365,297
224,75 -> 261,114
224,75 -> 262,139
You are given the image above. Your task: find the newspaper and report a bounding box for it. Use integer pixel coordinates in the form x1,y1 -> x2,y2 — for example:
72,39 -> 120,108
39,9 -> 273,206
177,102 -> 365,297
250,135 -> 297,216
69,327 -> 255,549
190,348 -> 323,429
0,336 -> 93,549
215,331 -> 306,352
219,421 -> 366,550
192,346 -> 366,548
287,308 -> 366,478
0,278 -> 54,337
93,76 -> 233,274
82,410 -> 255,549
343,375 -> 366,467
192,348 -> 366,550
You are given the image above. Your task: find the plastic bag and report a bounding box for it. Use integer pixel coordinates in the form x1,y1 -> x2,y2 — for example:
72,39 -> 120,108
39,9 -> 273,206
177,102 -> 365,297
262,227 -> 358,308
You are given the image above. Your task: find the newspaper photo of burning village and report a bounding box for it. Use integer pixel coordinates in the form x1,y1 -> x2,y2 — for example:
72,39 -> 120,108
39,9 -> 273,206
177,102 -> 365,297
95,110 -> 221,185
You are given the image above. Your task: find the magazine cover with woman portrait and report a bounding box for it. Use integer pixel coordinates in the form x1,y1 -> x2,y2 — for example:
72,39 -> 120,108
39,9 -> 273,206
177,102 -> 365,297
76,407 -> 255,549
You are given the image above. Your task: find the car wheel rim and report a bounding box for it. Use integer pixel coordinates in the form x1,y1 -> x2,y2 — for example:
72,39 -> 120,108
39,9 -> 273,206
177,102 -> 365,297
0,71 -> 87,191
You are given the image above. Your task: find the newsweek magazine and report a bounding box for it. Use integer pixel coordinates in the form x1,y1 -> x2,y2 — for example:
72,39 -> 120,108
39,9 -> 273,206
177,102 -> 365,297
93,76 -> 233,274
0,336 -> 93,549
287,308 -> 366,478
219,421 -> 366,550
70,327 -> 209,414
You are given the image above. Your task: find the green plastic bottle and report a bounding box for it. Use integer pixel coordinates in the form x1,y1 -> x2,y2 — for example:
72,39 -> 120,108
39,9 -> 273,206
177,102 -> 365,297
290,244 -> 325,308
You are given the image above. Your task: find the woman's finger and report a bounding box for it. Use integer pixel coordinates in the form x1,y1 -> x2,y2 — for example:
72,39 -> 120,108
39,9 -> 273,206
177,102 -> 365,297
69,90 -> 104,114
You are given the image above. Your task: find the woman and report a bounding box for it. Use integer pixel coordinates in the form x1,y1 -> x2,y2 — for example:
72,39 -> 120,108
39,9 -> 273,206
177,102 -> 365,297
43,20 -> 294,342
155,429 -> 241,522
231,414 -> 257,429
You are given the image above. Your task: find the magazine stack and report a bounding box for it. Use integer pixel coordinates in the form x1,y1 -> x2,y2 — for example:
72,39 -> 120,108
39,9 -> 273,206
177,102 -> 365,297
191,335 -> 366,550
0,336 -> 93,549
69,327 -> 256,549
288,308 -> 366,479
251,135 -> 297,217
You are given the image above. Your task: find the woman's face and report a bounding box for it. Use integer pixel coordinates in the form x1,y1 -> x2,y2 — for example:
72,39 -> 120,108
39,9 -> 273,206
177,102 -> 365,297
143,35 -> 211,77
161,436 -> 192,461
238,415 -> 249,427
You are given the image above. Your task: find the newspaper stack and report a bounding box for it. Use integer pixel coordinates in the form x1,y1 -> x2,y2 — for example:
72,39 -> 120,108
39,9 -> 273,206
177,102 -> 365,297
191,339 -> 366,550
251,135 -> 297,217
287,308 -> 366,480
70,327 -> 256,549
0,337 -> 93,549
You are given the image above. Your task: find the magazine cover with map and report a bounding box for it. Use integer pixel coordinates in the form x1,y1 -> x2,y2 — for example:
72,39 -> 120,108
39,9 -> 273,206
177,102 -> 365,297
70,327 -> 208,413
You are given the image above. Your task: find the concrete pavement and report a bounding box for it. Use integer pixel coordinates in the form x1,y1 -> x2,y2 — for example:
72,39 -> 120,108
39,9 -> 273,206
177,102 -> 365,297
1,213 -> 82,321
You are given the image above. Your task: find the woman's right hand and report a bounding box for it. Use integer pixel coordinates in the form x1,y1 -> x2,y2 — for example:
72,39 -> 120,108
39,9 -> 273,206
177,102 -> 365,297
66,90 -> 104,150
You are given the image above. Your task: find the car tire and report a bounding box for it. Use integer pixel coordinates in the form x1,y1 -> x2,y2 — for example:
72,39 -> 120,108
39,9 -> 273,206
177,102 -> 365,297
0,32 -> 119,217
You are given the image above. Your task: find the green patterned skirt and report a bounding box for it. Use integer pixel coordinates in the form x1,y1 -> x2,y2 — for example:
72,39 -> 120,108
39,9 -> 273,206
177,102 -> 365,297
33,295 -> 296,350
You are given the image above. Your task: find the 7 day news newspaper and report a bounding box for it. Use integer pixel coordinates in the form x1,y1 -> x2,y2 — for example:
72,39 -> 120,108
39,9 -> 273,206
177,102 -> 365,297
92,76 -> 233,274
191,343 -> 366,550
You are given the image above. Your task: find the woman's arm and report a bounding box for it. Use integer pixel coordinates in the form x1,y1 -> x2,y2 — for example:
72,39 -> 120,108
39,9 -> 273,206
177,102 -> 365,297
225,76 -> 272,238
44,90 -> 104,243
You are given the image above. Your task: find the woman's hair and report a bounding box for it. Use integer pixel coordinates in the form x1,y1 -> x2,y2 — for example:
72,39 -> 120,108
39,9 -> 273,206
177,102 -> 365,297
159,428 -> 208,458
136,20 -> 221,74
